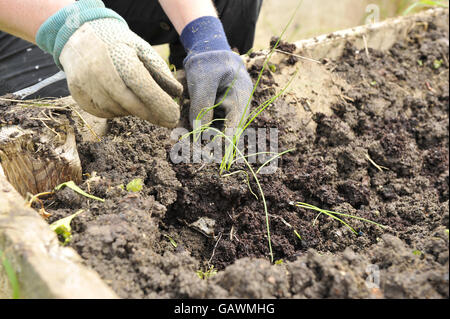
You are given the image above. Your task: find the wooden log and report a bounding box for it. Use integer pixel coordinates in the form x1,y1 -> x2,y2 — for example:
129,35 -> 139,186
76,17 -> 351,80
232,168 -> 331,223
0,96 -> 108,198
0,171 -> 118,299
0,124 -> 82,198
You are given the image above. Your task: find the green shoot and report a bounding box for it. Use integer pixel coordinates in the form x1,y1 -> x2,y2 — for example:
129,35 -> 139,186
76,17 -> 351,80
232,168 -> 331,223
182,1 -> 304,263
163,234 -> 178,248
255,149 -> 296,175
55,181 -> 105,202
0,249 -> 20,299
50,209 -> 84,245
433,59 -> 444,69
274,259 -> 284,265
296,202 -> 387,235
221,170 -> 259,199
192,1 -> 303,175
196,266 -> 218,280
126,178 -> 144,192
412,250 -> 422,256
184,125 -> 277,261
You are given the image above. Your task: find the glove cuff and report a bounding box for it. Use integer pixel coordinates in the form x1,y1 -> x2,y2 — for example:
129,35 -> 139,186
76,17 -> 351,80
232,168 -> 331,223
180,16 -> 231,56
36,0 -> 126,69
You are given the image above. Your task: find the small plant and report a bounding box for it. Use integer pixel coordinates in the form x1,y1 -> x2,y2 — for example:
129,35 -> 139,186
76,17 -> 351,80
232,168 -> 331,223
433,59 -> 444,69
126,178 -> 144,192
0,249 -> 20,299
294,229 -> 302,240
26,180 -> 104,218
295,202 -> 387,235
49,209 -> 84,245
55,181 -> 105,202
196,266 -> 218,280
274,259 -> 284,265
183,1 -> 303,263
163,234 -> 178,248
413,250 -> 422,256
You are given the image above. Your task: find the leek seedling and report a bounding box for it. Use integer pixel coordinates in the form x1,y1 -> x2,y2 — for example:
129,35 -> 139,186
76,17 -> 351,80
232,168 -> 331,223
295,202 -> 387,235
182,1 -> 304,263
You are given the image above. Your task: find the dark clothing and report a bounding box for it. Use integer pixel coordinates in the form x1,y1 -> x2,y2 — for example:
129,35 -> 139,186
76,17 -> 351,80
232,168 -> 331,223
0,32 -> 67,98
0,0 -> 263,99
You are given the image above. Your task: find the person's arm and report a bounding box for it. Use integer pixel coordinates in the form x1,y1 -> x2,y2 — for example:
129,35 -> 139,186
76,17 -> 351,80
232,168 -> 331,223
158,0 -> 217,34
0,0 -> 75,43
160,0 -> 254,130
0,0 -> 183,128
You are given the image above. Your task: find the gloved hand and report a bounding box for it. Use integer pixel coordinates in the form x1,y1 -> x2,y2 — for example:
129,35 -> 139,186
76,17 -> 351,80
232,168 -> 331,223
36,0 -> 183,128
180,16 -> 253,130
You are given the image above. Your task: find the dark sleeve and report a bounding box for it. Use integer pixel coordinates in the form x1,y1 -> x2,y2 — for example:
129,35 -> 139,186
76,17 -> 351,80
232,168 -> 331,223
0,31 -> 69,98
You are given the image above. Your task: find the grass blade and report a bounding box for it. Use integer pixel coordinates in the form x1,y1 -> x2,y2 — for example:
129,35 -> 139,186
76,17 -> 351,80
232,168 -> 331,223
55,181 -> 105,202
296,202 -> 386,234
0,249 -> 20,299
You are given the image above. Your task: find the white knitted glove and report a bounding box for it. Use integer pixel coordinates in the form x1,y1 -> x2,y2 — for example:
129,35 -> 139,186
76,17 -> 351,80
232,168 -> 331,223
59,18 -> 183,128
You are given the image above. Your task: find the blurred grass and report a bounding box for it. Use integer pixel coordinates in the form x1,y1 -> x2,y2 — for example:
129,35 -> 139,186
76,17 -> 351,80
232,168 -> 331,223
156,0 -> 448,61
254,0 -> 448,50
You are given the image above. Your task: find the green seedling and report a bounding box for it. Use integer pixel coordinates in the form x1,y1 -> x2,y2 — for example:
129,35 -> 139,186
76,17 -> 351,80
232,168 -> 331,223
274,259 -> 284,265
55,181 -> 105,202
126,178 -> 144,192
417,60 -> 424,66
163,234 -> 178,248
182,2 -> 304,263
296,202 -> 387,235
445,229 -> 449,236
196,266 -> 218,280
402,0 -> 449,15
169,63 -> 177,77
50,209 -> 84,245
370,81 -> 378,86
0,249 -> 20,299
413,250 -> 422,256
269,64 -> 277,73
433,59 -> 444,69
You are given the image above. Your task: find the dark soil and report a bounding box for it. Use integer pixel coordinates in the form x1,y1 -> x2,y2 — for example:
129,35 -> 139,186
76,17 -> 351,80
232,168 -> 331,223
4,12 -> 448,299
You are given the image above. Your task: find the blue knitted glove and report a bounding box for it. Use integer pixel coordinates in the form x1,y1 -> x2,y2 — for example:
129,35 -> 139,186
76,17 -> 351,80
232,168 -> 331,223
181,16 -> 253,129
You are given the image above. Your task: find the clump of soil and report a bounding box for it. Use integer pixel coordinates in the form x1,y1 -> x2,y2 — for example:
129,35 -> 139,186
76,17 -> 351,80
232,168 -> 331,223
10,13 -> 448,299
